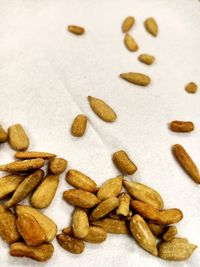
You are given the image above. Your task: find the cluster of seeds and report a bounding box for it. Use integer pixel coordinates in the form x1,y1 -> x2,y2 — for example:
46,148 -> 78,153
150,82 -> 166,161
0,124 -> 67,261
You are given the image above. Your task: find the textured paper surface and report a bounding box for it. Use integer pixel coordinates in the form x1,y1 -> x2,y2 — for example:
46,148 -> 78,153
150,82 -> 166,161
0,0 -> 200,266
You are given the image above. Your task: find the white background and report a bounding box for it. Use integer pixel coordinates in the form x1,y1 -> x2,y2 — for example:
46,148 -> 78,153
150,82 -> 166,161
0,0 -> 200,266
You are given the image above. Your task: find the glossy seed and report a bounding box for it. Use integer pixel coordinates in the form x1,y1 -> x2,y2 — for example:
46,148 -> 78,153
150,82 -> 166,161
49,158 -> 67,175
0,175 -> 24,200
92,218 -> 129,234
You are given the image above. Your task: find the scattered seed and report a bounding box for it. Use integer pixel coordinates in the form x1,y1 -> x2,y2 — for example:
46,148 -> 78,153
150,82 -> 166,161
185,82 -> 198,94
144,17 -> 158,37
124,33 -> 139,52
172,144 -> 200,183
71,114 -> 88,137
68,25 -> 85,35
120,72 -> 151,86
169,121 -> 194,132
122,16 -> 135,32
8,124 -> 29,151
112,150 -> 137,175
138,54 -> 155,65
88,96 -> 117,122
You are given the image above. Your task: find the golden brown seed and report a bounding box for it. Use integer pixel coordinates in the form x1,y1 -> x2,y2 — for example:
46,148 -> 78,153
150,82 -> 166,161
10,242 -> 54,261
72,208 -> 89,239
130,200 -> 159,220
122,16 -> 135,32
63,189 -> 100,208
82,226 -> 107,243
71,114 -> 88,137
112,150 -> 137,175
88,96 -> 117,122
16,213 -> 46,246
57,234 -> 84,254
120,72 -> 151,86
158,238 -> 197,261
124,33 -> 139,52
0,125 -> 7,142
97,175 -> 123,201
0,205 -> 20,244
0,175 -> 24,200
16,205 -> 57,242
66,169 -> 98,193
8,124 -> 29,151
129,214 -> 158,256
108,211 -> 123,220
148,223 -> 166,238
68,25 -> 85,35
172,144 -> 200,183
123,180 -> 164,209
90,197 -> 119,221
170,121 -> 194,132
5,170 -> 44,208
31,175 -> 59,209
138,54 -> 155,65
151,209 -> 183,225
0,158 -> 45,173
92,218 -> 129,234
116,192 -> 130,216
49,158 -> 67,175
144,17 -> 158,37
163,226 -> 177,242
15,151 -> 56,159
62,226 -> 73,235
185,82 -> 198,94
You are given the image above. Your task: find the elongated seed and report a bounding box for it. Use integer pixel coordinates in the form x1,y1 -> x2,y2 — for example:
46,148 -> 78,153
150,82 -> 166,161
169,121 -> 194,132
68,25 -> 85,35
0,175 -> 24,200
0,158 -> 45,173
71,114 -> 88,137
8,124 -> 29,151
112,150 -> 137,175
144,17 -> 158,37
31,175 -> 59,209
172,144 -> 200,183
130,214 -> 158,256
122,16 -> 135,32
66,169 -> 98,193
88,96 -> 117,122
15,151 -> 56,159
120,72 -> 151,86
5,170 -> 44,208
124,33 -> 139,52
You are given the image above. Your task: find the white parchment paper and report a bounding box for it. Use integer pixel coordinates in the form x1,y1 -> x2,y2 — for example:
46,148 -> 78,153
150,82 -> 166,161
0,0 -> 200,266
